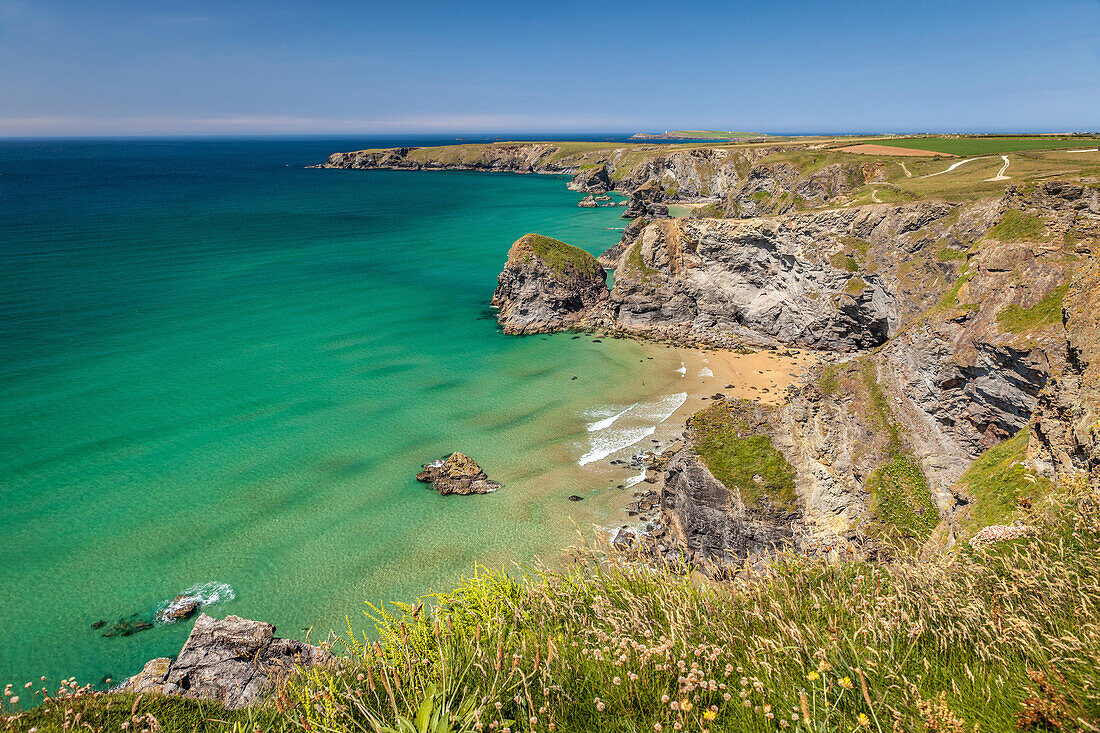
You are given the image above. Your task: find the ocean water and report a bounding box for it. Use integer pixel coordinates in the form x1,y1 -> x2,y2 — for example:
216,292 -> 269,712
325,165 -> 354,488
0,138 -> 697,689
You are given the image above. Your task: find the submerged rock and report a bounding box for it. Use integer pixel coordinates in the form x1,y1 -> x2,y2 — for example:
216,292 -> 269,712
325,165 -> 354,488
122,614 -> 331,709
490,233 -> 609,334
416,452 -> 501,495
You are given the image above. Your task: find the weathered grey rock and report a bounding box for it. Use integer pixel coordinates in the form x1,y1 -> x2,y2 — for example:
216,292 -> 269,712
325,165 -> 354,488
660,451 -> 797,565
578,195 -> 598,208
568,164 -> 611,193
606,216 -> 899,351
416,452 -> 500,495
490,233 -> 609,334
122,657 -> 172,695
125,615 -> 330,709
597,217 -> 648,268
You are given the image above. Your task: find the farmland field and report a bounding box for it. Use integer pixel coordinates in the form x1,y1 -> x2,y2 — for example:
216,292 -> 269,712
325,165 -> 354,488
878,135 -> 1100,156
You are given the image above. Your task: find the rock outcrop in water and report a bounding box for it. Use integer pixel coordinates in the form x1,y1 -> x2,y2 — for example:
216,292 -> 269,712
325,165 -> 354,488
122,614 -> 330,709
416,452 -> 501,495
490,233 -> 608,334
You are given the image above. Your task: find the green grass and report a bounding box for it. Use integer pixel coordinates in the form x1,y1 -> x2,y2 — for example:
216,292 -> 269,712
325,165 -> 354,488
996,284 -> 1068,333
836,235 -> 870,257
818,364 -> 841,397
985,209 -> 1046,242
844,276 -> 867,295
953,429 -> 1053,538
865,454 -> 939,542
935,243 -> 970,262
522,234 -> 603,279
160,489 -> 1100,733
3,692 -> 267,733
830,252 -> 859,272
936,266 -> 976,311
877,135 -> 1100,156
689,402 -> 796,512
625,242 -> 658,280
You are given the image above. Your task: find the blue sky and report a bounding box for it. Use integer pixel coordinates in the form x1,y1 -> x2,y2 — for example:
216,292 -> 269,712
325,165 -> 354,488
1,0 -> 1098,136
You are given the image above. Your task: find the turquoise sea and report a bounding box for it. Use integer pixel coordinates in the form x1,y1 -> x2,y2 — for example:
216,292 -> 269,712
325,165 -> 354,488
0,138 -> 699,689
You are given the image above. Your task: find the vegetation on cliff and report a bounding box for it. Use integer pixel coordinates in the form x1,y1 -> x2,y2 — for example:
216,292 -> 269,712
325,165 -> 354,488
521,234 -> 603,280
690,401 -> 797,512
10,489 -> 1099,733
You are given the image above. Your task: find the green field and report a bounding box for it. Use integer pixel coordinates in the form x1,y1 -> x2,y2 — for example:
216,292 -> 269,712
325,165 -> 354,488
877,135 -> 1100,156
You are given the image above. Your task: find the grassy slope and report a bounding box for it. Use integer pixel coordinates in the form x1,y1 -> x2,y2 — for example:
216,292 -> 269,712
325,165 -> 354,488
689,401 -> 797,512
953,429 -> 1054,538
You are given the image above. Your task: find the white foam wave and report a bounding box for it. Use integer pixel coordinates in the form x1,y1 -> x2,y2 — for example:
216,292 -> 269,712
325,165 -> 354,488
578,392 -> 687,466
699,367 -> 714,377
587,401 -> 639,432
623,467 -> 649,488
676,362 -> 686,377
579,426 -> 655,465
155,582 -> 236,625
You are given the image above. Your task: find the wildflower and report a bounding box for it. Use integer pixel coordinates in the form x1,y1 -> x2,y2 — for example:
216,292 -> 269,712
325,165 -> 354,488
596,699 -> 606,712
671,701 -> 679,711
654,725 -> 662,732
681,699 -> 693,713
9,697 -> 17,705
839,677 -> 853,690
613,677 -> 621,686
661,695 -> 670,704
24,683 -> 31,689
743,700 -> 751,708
723,693 -> 731,701
530,717 -> 537,725
766,713 -> 775,720
857,713 -> 870,727
780,721 -> 789,729
703,710 -> 717,722
495,702 -> 503,710
673,724 -> 682,731
806,671 -> 820,682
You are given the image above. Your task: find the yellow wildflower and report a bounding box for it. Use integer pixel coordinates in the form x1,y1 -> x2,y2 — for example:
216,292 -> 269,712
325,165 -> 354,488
806,671 -> 820,682
839,677 -> 853,690
857,713 -> 870,727
703,710 -> 717,721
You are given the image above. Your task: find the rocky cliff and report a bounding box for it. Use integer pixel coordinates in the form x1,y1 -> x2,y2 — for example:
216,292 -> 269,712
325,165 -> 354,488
484,180 -> 1098,563
490,233 -> 608,334
318,142 -> 875,215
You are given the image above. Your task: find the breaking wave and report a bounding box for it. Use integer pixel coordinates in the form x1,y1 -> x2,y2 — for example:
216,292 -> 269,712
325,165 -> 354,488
579,392 -> 687,466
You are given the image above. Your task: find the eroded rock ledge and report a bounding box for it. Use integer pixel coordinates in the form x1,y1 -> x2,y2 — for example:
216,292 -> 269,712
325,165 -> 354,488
122,614 -> 330,709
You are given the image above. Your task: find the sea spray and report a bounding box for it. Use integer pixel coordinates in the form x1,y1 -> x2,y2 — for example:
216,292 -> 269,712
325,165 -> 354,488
154,582 -> 236,625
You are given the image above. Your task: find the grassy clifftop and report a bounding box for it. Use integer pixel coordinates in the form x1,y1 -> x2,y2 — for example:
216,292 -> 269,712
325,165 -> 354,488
517,233 -> 603,279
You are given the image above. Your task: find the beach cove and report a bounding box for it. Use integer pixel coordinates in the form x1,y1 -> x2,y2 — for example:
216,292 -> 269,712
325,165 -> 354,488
0,138 -> 809,689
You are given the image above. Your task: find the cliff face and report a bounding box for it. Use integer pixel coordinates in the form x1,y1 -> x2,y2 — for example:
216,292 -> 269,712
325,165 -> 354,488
490,233 -> 608,334
318,143 -> 872,214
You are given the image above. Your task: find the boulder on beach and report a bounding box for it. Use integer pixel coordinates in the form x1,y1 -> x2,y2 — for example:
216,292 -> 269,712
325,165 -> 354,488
416,452 -> 501,495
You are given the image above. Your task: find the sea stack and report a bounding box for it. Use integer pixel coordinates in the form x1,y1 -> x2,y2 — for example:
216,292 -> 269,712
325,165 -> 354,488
490,233 -> 609,334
